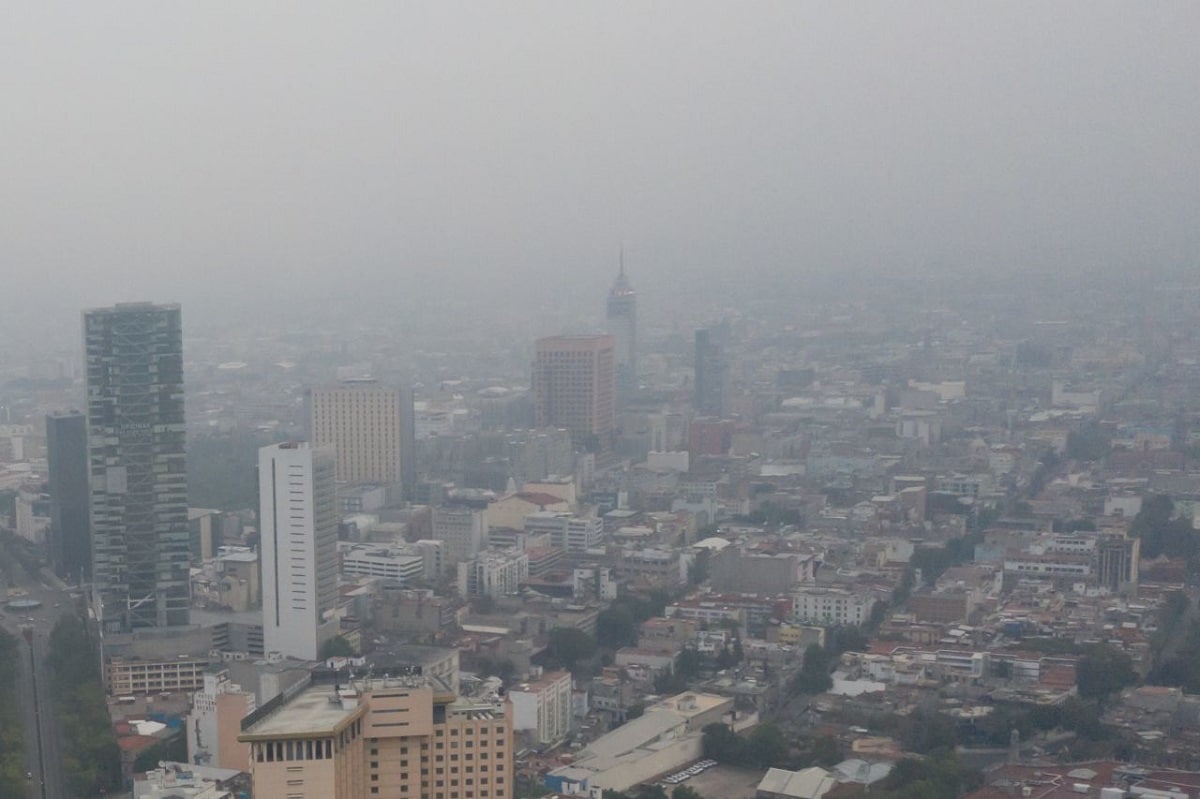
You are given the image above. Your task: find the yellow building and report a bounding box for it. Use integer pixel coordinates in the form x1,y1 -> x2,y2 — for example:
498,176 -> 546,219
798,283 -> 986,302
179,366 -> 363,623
240,673 -> 512,799
310,380 -> 412,488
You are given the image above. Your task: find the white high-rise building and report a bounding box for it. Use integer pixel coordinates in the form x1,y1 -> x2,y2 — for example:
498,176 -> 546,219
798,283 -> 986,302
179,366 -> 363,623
259,442 -> 339,661
309,378 -> 414,492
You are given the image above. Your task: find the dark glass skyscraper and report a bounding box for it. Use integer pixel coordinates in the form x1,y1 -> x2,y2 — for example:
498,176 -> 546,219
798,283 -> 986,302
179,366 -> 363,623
85,302 -> 190,632
46,410 -> 91,584
694,326 -> 729,417
605,256 -> 637,406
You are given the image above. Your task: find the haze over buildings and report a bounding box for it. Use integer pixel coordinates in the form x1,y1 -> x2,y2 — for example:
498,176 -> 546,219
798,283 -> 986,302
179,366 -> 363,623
3,6 -> 1200,799
2,3 -> 1197,333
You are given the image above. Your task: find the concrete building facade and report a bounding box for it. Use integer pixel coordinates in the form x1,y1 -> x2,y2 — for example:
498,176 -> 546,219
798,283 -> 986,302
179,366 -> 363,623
260,442 -> 340,661
509,670 -> 572,746
457,549 -> 529,598
46,409 -> 91,583
432,506 -> 488,569
187,669 -> 257,772
533,335 -> 616,452
239,673 -> 513,799
310,379 -> 415,492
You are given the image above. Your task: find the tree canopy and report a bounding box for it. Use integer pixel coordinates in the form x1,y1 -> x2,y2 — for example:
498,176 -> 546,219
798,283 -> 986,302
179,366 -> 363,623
320,635 -> 355,659
1076,644 -> 1137,701
546,627 -> 597,673
788,644 -> 833,696
1130,494 -> 1198,562
47,614 -> 121,796
0,631 -> 27,798
701,722 -> 787,769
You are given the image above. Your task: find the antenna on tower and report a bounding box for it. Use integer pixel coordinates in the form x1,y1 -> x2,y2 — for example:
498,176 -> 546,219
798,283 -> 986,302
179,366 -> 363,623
619,244 -> 625,277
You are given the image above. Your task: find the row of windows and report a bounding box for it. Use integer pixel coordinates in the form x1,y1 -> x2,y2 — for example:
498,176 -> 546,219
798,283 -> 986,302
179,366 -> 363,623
370,789 -> 505,798
256,738 -> 332,762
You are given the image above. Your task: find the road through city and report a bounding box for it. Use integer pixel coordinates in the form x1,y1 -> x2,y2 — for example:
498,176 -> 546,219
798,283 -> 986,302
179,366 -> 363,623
2,540 -> 77,799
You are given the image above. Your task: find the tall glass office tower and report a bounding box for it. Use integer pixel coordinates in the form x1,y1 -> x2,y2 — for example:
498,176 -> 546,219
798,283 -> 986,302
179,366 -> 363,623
85,302 -> 190,632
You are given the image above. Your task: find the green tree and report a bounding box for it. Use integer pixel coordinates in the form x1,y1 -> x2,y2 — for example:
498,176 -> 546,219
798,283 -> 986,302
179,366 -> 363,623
320,635 -> 355,659
673,786 -> 705,799
596,605 -> 638,649
546,627 -> 597,672
688,549 -> 711,586
477,657 -> 517,683
1076,645 -> 1137,701
701,722 -> 787,769
1066,422 -> 1111,461
702,723 -> 745,764
188,431 -> 283,510
0,630 -> 27,798
807,735 -> 841,767
788,644 -> 833,696
747,723 -> 788,767
46,615 -> 121,796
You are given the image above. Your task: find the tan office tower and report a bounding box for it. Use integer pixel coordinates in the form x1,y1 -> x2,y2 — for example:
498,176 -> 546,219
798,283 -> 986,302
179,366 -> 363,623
310,379 -> 415,493
532,335 -> 615,452
240,673 -> 512,799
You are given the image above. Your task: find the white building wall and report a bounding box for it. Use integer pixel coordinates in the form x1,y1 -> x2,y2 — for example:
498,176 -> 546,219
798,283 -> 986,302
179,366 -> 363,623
260,443 -> 339,661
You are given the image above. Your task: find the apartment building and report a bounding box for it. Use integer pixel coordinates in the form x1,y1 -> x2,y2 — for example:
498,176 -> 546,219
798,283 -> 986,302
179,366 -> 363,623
522,512 -> 603,554
508,669 -> 572,746
792,588 -> 877,626
457,550 -> 529,598
432,506 -> 488,569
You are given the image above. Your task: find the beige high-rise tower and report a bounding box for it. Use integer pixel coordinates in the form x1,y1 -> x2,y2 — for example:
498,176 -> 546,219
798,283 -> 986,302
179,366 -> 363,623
310,379 -> 415,493
532,335 -> 615,452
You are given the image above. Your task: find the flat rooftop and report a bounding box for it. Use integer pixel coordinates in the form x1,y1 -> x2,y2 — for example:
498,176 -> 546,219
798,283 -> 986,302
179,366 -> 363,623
241,685 -> 361,739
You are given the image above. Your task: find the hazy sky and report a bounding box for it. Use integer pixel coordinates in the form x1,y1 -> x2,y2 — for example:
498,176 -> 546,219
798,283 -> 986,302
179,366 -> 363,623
2,2 -> 1197,320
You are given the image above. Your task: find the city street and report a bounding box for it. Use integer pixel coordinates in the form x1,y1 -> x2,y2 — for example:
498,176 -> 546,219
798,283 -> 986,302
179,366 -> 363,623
1,546 -> 78,799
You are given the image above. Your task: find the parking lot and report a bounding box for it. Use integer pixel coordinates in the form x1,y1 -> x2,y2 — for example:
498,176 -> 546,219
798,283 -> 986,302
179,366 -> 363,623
676,764 -> 764,799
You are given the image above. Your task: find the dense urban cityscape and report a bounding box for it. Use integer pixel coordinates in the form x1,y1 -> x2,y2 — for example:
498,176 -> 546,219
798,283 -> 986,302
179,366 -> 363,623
2,266 -> 1200,799
4,4 -> 1200,799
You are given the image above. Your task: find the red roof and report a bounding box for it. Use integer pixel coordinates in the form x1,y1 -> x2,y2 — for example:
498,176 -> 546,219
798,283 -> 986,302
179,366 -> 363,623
116,734 -> 160,754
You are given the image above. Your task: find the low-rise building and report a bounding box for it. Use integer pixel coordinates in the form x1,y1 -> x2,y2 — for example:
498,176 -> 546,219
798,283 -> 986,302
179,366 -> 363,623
187,669 -> 257,772
458,549 -> 529,598
546,692 -> 733,793
792,588 -> 877,626
133,763 -> 243,799
339,543 -> 426,583
756,767 -> 838,799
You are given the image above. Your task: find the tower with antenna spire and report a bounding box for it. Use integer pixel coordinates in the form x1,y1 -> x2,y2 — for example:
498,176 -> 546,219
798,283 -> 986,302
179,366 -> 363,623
606,248 -> 638,406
